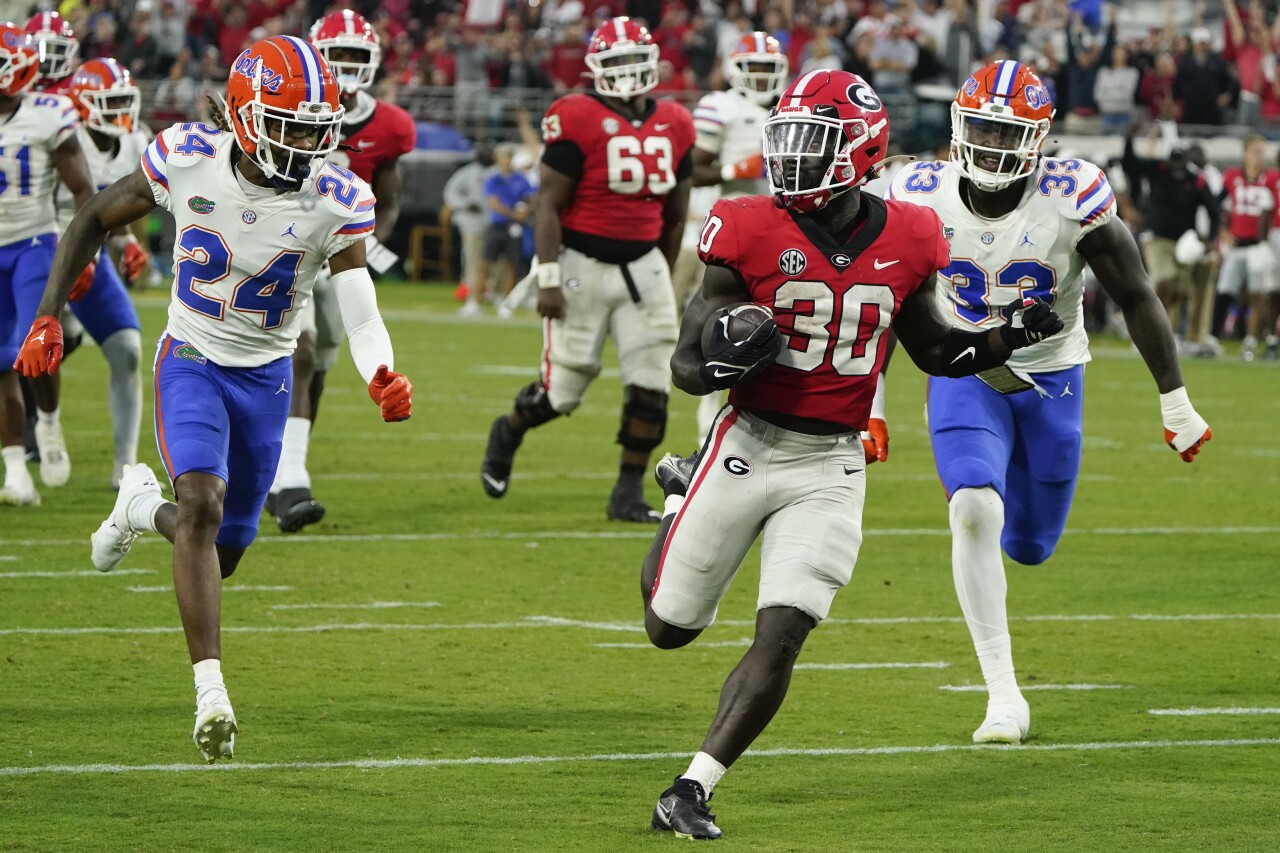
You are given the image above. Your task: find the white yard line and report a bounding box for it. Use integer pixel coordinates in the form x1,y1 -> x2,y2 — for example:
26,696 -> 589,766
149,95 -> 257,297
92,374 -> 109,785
269,601 -> 441,611
0,555 -> 16,562
3,738 -> 1278,778
795,662 -> 951,671
0,569 -> 155,579
1148,707 -> 1280,716
6,525 -> 1280,549
940,684 -> 1132,692
126,585 -> 294,594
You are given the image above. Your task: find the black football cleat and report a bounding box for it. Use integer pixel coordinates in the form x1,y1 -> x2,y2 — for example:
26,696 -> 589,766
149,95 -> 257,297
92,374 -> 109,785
481,415 -> 522,498
272,487 -> 325,533
654,452 -> 699,499
651,777 -> 722,840
606,476 -> 660,523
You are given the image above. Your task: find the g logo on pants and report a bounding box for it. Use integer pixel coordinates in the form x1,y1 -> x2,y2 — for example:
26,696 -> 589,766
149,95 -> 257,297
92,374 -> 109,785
723,456 -> 752,478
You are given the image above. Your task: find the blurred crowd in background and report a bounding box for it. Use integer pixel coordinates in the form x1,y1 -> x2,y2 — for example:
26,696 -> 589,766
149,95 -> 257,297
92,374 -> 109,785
10,0 -> 1280,137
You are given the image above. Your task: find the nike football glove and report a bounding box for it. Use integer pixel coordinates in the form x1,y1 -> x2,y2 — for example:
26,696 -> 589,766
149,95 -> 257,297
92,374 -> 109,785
368,364 -> 413,422
120,240 -> 148,284
13,315 -> 64,377
998,296 -> 1064,349
1160,387 -> 1212,462
69,261 -> 96,302
699,318 -> 785,391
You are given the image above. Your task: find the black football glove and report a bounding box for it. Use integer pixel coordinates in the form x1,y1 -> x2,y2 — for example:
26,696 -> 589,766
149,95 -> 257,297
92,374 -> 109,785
998,296 -> 1064,349
699,318 -> 786,391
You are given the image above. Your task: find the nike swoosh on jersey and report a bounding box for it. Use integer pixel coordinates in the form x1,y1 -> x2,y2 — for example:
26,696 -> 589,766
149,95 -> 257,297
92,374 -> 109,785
950,346 -> 976,364
655,123 -> 671,130
358,140 -> 375,149
873,258 -> 899,269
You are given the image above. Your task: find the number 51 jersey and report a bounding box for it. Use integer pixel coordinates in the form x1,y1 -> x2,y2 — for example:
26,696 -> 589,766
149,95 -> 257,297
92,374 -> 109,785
142,122 -> 375,367
888,157 -> 1116,373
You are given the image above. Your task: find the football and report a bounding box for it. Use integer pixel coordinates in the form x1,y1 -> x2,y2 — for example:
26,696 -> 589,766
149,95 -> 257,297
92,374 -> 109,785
701,302 -> 777,358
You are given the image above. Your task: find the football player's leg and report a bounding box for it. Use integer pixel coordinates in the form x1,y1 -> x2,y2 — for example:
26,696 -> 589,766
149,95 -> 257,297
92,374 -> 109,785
0,257 -> 38,505
610,250 -> 678,522
482,249 -> 607,497
70,254 -> 142,487
646,409 -> 762,649
1001,366 -> 1085,567
14,236 -> 70,486
928,376 -> 1027,742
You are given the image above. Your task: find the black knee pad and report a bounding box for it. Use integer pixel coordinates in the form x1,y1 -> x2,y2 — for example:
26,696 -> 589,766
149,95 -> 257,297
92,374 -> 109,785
514,381 -> 561,428
616,386 -> 668,452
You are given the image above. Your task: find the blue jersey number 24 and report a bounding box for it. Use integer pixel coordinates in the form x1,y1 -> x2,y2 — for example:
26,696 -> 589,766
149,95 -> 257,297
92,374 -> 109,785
175,226 -> 303,330
941,259 -> 1057,324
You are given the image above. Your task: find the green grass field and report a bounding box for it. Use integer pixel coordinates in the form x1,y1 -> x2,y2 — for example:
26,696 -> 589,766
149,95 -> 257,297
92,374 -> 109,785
2,283 -> 1278,852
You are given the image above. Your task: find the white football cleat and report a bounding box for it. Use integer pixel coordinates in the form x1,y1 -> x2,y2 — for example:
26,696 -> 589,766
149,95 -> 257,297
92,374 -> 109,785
973,693 -> 1031,744
90,463 -> 161,572
34,418 -> 71,487
193,689 -> 238,764
0,480 -> 40,506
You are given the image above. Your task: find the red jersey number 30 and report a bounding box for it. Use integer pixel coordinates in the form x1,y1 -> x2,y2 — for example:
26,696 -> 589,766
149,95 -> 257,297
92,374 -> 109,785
607,136 -> 674,194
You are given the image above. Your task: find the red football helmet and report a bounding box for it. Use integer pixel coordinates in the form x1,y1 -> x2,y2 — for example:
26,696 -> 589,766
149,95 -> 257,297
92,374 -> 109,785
23,12 -> 78,80
0,23 -> 38,96
225,36 -> 344,191
726,32 -> 789,107
69,58 -> 140,136
585,17 -> 658,99
763,70 -> 889,214
952,60 -> 1055,191
309,10 -> 381,94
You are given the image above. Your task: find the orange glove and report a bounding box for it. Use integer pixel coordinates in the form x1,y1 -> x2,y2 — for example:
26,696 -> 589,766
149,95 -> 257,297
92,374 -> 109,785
121,240 -> 148,284
13,315 -> 64,377
1160,388 -> 1211,463
1164,426 -> 1212,462
862,417 -> 889,464
722,153 -> 764,182
69,260 -> 96,301
368,364 -> 412,422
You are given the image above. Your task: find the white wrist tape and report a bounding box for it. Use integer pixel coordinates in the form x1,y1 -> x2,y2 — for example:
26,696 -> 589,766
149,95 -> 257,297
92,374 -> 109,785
536,261 -> 562,290
720,162 -> 737,182
1159,386 -> 1207,451
870,372 -> 887,420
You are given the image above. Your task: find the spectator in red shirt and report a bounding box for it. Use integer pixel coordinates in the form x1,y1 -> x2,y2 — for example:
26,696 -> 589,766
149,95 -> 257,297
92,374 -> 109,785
652,6 -> 691,75
1224,0 -> 1272,127
1140,51 -> 1179,120
544,21 -> 587,91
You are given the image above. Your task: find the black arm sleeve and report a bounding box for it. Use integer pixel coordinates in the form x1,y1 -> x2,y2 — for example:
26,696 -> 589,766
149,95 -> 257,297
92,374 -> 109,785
936,327 -> 1011,378
542,140 -> 585,180
674,149 -> 693,182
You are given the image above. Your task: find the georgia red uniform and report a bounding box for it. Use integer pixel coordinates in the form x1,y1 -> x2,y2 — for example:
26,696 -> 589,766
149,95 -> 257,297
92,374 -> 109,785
698,194 -> 950,429
541,92 -> 695,255
1222,166 -> 1279,242
332,100 -> 415,185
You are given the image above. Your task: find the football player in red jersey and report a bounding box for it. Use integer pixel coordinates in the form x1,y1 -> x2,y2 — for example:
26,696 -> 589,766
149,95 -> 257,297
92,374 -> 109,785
1218,134 -> 1279,360
266,9 -> 418,532
24,12 -> 78,94
638,71 -> 1064,839
480,17 -> 696,523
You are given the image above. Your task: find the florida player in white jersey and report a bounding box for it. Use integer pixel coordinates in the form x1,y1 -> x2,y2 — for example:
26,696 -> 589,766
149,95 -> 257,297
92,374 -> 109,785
679,31 -> 787,443
264,9 -> 418,533
0,24 -> 95,505
888,61 -> 1213,745
14,36 -> 414,762
480,17 -> 695,522
48,58 -> 150,488
641,71 -> 1064,840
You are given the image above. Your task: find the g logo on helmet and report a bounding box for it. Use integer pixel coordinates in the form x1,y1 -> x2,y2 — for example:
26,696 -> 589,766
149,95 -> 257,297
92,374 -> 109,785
1025,85 -> 1051,110
723,456 -> 752,478
847,81 -> 882,111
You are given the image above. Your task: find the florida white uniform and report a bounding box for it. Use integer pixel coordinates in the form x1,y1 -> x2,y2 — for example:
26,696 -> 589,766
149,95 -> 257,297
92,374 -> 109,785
142,122 -> 375,367
0,92 -> 78,367
889,156 -> 1116,565
56,126 -> 149,225
142,121 -> 375,549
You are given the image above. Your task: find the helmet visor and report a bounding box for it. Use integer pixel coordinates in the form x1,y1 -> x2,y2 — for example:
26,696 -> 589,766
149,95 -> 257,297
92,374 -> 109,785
764,117 -> 860,196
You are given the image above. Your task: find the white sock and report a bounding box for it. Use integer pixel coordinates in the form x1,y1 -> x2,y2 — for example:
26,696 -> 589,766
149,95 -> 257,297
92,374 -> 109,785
126,490 -> 167,533
193,658 -> 225,704
36,406 -> 60,426
662,494 -> 684,518
272,417 -> 312,492
102,329 -> 142,471
949,488 -> 1019,698
682,751 -> 727,795
2,445 -> 31,488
